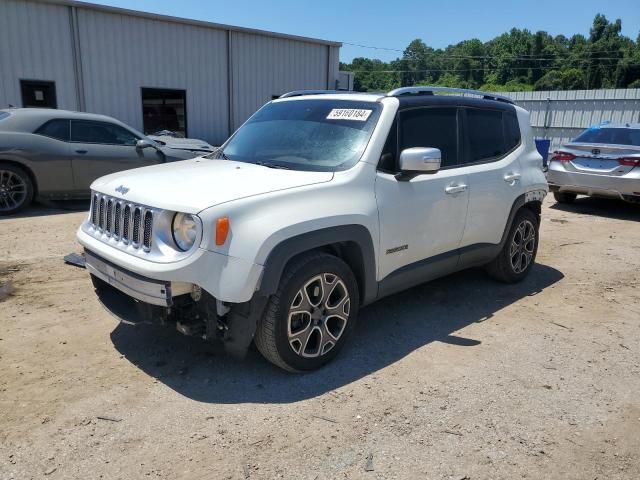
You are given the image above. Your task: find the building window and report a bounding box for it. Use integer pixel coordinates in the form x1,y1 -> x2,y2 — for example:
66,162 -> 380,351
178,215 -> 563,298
21,80 -> 57,108
141,88 -> 187,137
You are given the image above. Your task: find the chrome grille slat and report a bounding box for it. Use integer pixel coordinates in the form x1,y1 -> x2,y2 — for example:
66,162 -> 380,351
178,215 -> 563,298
106,199 -> 113,234
132,207 -> 141,245
88,192 -> 153,251
91,194 -> 98,225
143,210 -> 153,249
98,198 -> 105,229
113,202 -> 122,238
123,204 -> 131,242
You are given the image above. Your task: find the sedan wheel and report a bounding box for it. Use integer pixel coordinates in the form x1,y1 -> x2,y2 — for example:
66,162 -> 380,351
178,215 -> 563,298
0,166 -> 32,215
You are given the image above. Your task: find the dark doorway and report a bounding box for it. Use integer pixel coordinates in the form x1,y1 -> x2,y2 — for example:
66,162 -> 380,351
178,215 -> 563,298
21,80 -> 57,108
141,88 -> 187,137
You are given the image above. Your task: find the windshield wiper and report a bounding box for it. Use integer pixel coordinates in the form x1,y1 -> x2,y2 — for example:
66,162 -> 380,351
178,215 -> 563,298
253,161 -> 290,170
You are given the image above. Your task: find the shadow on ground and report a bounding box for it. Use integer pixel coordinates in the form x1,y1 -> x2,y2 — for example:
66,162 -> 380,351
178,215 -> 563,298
550,196 -> 639,222
110,263 -> 563,404
0,200 -> 89,220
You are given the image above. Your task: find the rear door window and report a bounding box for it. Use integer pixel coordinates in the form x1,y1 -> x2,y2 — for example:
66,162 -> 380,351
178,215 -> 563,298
70,120 -> 138,146
35,119 -> 70,142
398,107 -> 459,168
465,109 -> 507,163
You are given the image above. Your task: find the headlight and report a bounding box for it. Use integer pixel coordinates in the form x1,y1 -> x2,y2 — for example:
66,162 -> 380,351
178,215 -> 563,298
172,212 -> 198,251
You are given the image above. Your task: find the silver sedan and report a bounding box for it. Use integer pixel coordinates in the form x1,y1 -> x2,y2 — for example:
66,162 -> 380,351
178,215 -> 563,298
0,108 -> 210,215
547,123 -> 640,204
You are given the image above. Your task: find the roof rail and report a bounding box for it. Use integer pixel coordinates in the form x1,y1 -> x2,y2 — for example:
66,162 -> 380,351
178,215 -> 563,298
386,86 -> 514,104
279,90 -> 361,99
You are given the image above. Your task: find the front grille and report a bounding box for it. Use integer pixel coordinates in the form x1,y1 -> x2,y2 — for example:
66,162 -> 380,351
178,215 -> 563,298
89,193 -> 153,251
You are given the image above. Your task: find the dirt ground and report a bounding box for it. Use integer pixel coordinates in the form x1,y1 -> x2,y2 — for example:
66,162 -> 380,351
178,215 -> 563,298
0,196 -> 639,480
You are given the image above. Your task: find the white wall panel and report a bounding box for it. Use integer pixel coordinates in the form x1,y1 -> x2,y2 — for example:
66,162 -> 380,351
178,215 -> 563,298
230,31 -> 331,130
76,8 -> 230,145
0,0 -> 77,110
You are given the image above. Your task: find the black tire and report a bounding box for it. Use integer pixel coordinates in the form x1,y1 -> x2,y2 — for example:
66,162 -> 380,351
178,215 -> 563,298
486,208 -> 539,283
254,252 -> 360,372
553,191 -> 577,204
0,163 -> 33,215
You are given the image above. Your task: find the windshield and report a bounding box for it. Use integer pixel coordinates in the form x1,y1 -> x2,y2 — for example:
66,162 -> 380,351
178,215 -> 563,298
573,127 -> 640,147
210,99 -> 381,171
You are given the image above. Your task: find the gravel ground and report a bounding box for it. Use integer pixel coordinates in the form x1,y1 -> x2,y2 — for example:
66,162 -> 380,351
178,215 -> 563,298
0,196 -> 639,480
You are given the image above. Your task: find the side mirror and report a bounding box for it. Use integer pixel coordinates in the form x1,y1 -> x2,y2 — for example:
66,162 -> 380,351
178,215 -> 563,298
399,147 -> 441,174
136,139 -> 155,150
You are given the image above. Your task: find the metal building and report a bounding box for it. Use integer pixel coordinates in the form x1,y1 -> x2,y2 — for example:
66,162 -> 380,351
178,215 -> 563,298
497,89 -> 640,150
0,0 -> 341,145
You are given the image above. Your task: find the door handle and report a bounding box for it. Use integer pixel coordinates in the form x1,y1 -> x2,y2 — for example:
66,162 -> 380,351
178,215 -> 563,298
504,172 -> 521,183
445,184 -> 468,194
75,149 -> 88,154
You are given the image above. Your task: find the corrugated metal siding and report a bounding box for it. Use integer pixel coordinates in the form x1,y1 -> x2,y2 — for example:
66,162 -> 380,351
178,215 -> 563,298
499,89 -> 640,150
230,31 -> 330,130
76,8 -> 230,145
328,46 -> 340,90
0,0 -> 78,110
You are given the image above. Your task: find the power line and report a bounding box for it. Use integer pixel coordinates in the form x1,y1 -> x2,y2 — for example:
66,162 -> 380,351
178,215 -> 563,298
350,63 -> 640,74
342,42 -> 634,61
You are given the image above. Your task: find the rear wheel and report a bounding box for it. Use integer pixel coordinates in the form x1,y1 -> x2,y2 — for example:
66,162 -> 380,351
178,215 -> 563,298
486,208 -> 539,283
553,191 -> 577,204
254,252 -> 359,372
0,164 -> 33,215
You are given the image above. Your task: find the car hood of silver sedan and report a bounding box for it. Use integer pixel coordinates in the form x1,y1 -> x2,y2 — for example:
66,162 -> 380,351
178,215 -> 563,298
90,158 -> 334,214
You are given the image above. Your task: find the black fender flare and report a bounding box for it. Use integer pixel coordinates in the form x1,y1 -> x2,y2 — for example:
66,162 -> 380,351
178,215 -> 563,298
258,224 -> 378,305
223,224 -> 378,358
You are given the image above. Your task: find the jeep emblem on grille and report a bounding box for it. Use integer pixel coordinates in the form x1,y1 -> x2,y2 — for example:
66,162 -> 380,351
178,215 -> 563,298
115,185 -> 129,195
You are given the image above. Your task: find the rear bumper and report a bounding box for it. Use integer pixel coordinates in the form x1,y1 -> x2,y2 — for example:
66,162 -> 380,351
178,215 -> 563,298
547,167 -> 640,200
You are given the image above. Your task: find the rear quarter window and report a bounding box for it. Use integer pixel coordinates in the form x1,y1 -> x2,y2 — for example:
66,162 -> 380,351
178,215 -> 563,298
504,112 -> 521,151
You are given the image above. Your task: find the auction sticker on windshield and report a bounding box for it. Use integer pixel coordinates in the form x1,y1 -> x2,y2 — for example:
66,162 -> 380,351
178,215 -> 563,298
326,109 -> 372,121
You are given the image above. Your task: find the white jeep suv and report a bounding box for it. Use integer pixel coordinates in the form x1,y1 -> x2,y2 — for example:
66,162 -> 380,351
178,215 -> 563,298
77,87 -> 547,372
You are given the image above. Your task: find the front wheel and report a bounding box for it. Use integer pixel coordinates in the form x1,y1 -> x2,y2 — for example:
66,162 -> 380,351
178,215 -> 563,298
0,164 -> 33,215
254,252 -> 359,372
486,208 -> 539,283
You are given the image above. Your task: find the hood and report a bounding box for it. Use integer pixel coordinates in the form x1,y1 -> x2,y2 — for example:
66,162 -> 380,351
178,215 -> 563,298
148,135 -> 216,153
91,159 -> 334,214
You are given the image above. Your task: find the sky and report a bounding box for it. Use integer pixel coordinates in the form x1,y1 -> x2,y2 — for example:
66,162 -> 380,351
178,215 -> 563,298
87,0 -> 640,62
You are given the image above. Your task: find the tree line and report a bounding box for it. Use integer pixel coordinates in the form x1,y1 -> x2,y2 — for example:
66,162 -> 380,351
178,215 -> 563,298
340,14 -> 640,92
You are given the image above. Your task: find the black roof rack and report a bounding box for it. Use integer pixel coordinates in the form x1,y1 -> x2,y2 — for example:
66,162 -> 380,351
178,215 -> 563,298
386,86 -> 514,104
279,90 -> 362,99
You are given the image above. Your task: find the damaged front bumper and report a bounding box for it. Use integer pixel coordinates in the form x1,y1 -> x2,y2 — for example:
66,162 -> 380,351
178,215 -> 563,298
86,249 -> 268,357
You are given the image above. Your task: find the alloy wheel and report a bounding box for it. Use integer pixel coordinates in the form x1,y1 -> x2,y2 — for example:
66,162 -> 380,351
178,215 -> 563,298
0,169 -> 28,213
509,219 -> 536,274
287,273 -> 351,358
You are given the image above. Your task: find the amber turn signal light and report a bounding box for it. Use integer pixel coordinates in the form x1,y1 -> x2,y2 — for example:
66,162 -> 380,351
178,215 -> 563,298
215,217 -> 230,246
